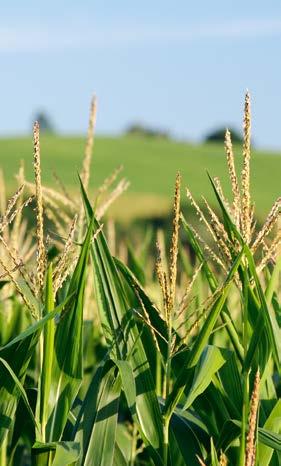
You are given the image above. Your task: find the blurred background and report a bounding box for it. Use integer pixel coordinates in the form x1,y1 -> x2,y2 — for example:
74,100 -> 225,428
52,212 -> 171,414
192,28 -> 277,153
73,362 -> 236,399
0,1 -> 281,223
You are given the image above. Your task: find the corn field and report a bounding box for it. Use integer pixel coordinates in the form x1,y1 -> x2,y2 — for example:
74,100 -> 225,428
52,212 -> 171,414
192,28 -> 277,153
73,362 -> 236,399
0,94 -> 280,466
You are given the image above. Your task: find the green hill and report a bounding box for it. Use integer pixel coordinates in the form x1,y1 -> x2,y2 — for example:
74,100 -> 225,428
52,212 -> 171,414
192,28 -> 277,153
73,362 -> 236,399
1,135 -> 280,221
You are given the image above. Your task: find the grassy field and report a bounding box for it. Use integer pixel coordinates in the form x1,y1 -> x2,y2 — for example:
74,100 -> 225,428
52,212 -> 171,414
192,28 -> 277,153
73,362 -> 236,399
1,134 -> 280,221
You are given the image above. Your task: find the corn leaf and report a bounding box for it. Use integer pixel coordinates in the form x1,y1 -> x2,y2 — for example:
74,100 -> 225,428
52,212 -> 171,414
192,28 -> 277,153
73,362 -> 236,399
169,410 -> 205,465
73,359 -> 121,466
244,246 -> 281,371
164,247 -> 244,419
0,299 -> 70,445
183,345 -> 230,410
37,264 -> 55,439
52,442 -> 81,466
259,400 -> 281,464
217,352 -> 243,419
113,444 -> 128,466
115,423 -> 132,464
181,216 -> 244,363
46,216 -> 94,441
218,419 -> 281,452
79,177 -> 164,457
210,437 -> 220,466
0,357 -> 37,431
32,440 -> 80,466
114,257 -> 169,364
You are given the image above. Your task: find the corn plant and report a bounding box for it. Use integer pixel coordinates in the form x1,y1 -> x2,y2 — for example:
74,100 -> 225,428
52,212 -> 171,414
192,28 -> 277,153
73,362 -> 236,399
0,93 -> 280,466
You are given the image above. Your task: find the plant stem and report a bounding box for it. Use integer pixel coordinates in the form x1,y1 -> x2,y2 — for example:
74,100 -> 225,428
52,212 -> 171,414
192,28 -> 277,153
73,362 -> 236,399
163,415 -> 170,466
156,351 -> 162,397
163,313 -> 172,465
239,273 -> 249,466
0,434 -> 7,466
239,370 -> 249,466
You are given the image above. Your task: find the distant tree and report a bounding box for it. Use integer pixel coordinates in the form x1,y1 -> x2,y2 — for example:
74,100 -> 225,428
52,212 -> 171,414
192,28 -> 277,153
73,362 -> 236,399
125,122 -> 170,140
204,127 -> 243,144
33,112 -> 55,134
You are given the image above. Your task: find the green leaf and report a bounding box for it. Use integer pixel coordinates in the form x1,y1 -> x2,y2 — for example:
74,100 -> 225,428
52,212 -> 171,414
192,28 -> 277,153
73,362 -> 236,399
114,360 -> 136,412
244,246 -> 281,371
220,419 -> 281,452
127,243 -> 146,286
217,351 -> 243,419
210,437 -> 220,466
0,357 -> 38,431
215,419 -> 240,452
164,246 -> 244,419
79,177 -> 164,458
259,400 -> 281,465
259,427 -> 281,451
9,388 -> 37,459
169,409 -> 205,465
244,301 -> 270,373
1,297 -> 71,351
115,423 -> 132,464
205,181 -> 280,372
52,442 -> 81,466
114,257 -> 169,364
113,443 -> 128,466
0,300 -> 69,445
192,380 -> 232,443
181,216 -> 244,364
32,441 -> 80,466
265,256 -> 281,305
37,264 -> 55,440
73,359 -> 121,466
183,346 -> 230,410
46,216 -> 94,441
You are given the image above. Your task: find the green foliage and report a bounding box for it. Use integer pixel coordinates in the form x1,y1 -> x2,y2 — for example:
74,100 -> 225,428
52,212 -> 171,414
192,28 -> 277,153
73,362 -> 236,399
33,112 -> 55,134
0,151 -> 280,465
125,123 -> 170,140
205,127 -> 243,144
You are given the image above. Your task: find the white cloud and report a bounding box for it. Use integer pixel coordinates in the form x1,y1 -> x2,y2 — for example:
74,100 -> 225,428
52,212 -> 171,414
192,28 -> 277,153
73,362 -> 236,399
0,18 -> 281,53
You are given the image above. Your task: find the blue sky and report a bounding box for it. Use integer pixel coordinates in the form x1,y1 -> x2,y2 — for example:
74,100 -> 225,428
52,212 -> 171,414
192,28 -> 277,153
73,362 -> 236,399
1,1 -> 281,147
